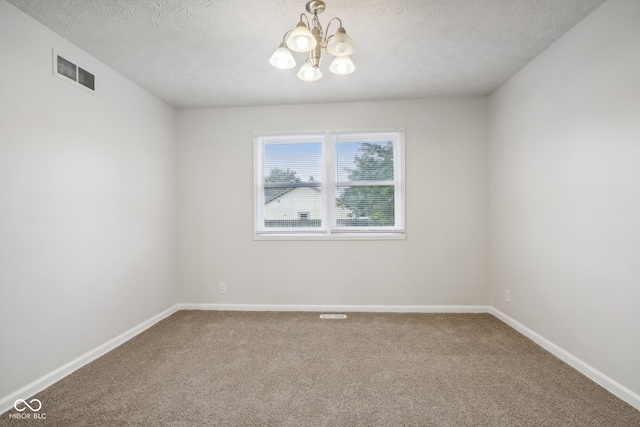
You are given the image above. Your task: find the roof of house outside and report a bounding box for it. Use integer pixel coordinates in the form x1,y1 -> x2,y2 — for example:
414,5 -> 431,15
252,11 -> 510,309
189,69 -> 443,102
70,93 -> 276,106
264,186 -> 321,204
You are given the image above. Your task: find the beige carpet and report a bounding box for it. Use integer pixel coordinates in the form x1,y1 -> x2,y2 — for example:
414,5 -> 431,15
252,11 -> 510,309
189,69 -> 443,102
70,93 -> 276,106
2,311 -> 639,426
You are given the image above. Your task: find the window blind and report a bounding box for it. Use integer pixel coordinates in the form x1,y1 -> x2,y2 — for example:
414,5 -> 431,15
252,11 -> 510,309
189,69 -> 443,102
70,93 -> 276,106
254,130 -> 405,238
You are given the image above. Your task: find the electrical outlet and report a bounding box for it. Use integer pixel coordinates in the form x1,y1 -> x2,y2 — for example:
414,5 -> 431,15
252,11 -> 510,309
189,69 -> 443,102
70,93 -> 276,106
219,283 -> 226,294
505,289 -> 510,303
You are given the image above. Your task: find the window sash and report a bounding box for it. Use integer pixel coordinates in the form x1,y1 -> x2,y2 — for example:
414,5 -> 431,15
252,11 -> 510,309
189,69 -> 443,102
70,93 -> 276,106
256,134 -> 325,233
254,129 -> 404,237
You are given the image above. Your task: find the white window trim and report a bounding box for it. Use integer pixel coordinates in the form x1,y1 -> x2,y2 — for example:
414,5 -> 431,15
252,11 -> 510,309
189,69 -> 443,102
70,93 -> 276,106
253,129 -> 406,241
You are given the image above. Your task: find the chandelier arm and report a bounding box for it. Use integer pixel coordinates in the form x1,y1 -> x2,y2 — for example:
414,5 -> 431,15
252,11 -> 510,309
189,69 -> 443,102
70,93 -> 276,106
281,30 -> 293,44
299,13 -> 311,28
323,17 -> 343,45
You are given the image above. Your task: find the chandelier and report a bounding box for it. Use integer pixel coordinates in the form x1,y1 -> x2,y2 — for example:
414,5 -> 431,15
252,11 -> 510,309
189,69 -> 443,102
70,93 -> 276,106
269,0 -> 355,82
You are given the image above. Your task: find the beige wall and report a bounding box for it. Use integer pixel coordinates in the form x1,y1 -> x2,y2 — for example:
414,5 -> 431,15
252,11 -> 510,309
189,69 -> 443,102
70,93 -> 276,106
489,0 -> 640,399
177,98 -> 489,306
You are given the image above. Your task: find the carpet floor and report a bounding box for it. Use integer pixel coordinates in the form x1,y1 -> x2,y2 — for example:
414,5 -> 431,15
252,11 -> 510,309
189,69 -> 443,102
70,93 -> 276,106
1,311 -> 639,426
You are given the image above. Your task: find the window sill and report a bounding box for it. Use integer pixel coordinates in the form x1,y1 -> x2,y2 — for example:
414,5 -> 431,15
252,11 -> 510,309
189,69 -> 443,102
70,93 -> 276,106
253,233 -> 407,241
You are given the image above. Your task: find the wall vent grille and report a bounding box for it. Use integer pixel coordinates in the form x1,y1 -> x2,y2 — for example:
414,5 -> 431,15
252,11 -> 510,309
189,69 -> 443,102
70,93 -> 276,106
56,56 -> 76,81
53,51 -> 95,92
78,67 -> 95,90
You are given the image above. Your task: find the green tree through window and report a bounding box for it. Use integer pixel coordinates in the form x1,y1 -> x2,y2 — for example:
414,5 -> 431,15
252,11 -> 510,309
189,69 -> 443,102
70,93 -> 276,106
338,142 -> 395,225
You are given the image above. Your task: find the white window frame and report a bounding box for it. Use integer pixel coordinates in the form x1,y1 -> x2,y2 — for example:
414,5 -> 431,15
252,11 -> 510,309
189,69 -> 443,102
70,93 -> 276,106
254,129 -> 405,241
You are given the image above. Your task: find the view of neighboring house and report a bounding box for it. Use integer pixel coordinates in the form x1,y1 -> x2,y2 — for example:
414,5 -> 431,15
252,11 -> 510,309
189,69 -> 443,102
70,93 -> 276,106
264,186 -> 352,223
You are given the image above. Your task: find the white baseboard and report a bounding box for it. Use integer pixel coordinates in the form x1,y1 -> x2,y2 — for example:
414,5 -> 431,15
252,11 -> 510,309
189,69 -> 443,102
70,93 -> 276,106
0,304 -> 181,415
490,308 -> 640,411
178,303 -> 491,313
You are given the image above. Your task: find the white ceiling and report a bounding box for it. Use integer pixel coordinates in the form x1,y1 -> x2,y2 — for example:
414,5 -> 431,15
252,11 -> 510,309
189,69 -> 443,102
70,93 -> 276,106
7,0 -> 605,109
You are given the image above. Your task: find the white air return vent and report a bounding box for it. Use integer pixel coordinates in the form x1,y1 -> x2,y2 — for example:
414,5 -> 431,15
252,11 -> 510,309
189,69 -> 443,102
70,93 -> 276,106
320,314 -> 347,319
53,50 -> 95,92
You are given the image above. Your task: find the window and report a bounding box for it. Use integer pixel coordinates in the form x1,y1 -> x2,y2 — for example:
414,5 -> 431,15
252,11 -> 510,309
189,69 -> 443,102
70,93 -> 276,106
254,129 -> 405,240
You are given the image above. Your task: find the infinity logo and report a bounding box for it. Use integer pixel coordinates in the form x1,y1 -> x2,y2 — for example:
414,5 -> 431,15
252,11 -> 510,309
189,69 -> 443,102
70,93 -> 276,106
14,398 -> 42,412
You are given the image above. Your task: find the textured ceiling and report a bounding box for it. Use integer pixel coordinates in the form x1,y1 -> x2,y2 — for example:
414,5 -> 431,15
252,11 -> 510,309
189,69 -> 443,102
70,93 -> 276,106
7,0 -> 605,109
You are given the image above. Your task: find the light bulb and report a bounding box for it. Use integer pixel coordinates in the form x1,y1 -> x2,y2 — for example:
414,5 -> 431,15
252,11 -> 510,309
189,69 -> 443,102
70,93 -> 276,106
286,22 -> 316,53
297,61 -> 322,81
326,27 -> 355,57
329,56 -> 355,76
269,44 -> 296,70
304,69 -> 315,80
296,37 -> 309,50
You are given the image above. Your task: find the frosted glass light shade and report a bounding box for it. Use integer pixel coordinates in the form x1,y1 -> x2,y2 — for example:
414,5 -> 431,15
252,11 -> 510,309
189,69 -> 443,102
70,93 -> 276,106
297,61 -> 322,81
329,56 -> 355,75
286,22 -> 317,53
269,44 -> 296,69
326,27 -> 355,56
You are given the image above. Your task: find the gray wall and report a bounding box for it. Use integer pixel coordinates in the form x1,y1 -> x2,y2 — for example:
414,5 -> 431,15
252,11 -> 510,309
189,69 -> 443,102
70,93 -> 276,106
177,98 -> 489,307
0,0 -> 179,399
489,0 -> 640,399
